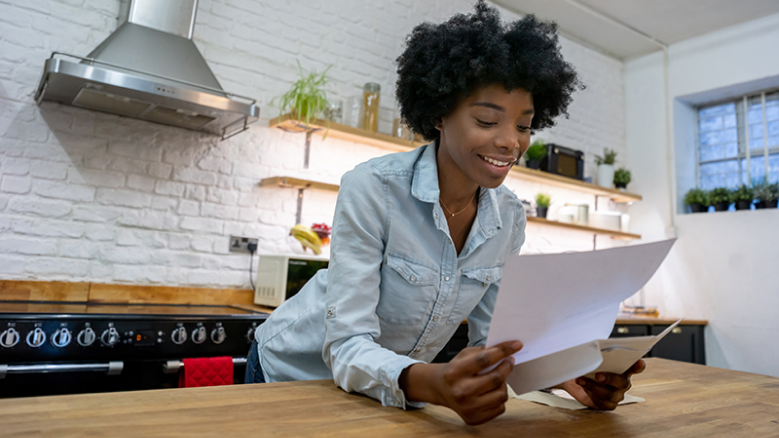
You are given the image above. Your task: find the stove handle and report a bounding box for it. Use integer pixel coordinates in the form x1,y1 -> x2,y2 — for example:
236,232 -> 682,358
162,357 -> 247,374
0,361 -> 123,379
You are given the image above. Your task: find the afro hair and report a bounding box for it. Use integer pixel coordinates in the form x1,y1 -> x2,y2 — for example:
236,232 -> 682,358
395,1 -> 583,141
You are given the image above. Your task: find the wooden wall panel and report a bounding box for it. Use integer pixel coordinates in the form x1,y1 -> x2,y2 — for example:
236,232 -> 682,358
87,283 -> 255,306
0,281 -> 90,302
0,280 -> 254,306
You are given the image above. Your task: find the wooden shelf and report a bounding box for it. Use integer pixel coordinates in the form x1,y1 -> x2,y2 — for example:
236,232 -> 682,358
259,176 -> 340,192
270,113 -> 641,203
510,166 -> 642,203
260,176 -> 640,240
269,114 -> 427,152
527,216 -> 640,240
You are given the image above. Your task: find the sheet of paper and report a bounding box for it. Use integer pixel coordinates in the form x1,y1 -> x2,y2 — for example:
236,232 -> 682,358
511,388 -> 645,410
584,319 -> 683,378
487,239 -> 676,394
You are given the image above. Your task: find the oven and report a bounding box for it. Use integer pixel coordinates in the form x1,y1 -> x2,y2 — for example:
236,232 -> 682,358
0,301 -> 268,398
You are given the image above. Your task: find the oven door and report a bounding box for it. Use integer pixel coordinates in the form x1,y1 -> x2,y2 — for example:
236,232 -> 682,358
0,358 -> 248,398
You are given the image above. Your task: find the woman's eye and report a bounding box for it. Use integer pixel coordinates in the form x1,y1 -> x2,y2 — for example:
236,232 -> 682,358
476,119 -> 496,126
517,125 -> 531,133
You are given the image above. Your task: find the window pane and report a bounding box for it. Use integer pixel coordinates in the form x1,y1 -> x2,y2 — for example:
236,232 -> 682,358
770,153 -> 779,184
699,102 -> 735,118
743,156 -> 766,183
701,174 -> 723,190
724,142 -> 738,158
700,145 -> 723,161
724,114 -> 737,128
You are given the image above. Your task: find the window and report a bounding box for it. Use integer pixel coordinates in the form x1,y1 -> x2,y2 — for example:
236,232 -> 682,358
697,90 -> 779,190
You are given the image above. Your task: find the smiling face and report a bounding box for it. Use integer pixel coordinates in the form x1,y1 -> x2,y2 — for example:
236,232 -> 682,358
436,84 -> 534,191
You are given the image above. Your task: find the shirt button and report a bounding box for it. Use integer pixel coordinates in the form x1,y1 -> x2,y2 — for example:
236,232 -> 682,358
410,275 -> 417,282
413,349 -> 420,353
444,276 -> 450,282
486,275 -> 491,281
433,316 -> 439,322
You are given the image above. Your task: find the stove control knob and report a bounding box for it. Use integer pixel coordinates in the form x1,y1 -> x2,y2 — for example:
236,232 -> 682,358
191,327 -> 207,344
245,327 -> 255,344
51,328 -> 72,348
100,327 -> 120,347
26,327 -> 47,348
77,327 -> 96,347
171,327 -> 188,345
211,327 -> 226,344
0,328 -> 20,348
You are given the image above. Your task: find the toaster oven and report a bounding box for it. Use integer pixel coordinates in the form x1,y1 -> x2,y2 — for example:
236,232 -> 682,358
543,143 -> 584,180
254,255 -> 329,307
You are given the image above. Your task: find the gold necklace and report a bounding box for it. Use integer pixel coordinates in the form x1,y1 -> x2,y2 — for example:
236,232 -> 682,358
439,192 -> 477,218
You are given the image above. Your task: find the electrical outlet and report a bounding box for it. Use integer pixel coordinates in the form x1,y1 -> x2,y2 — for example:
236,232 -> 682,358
229,236 -> 258,253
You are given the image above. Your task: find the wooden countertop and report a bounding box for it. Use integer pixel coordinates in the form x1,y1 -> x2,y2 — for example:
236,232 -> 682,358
2,358 -> 775,437
614,315 -> 708,325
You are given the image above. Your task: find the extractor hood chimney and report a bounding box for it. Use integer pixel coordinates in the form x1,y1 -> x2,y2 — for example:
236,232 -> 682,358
35,0 -> 259,140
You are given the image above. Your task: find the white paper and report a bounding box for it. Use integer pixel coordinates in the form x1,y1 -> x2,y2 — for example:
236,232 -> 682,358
511,388 -> 645,410
487,239 -> 676,395
584,319 -> 683,378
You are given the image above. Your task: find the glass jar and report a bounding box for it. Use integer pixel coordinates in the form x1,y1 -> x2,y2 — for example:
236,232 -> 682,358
324,100 -> 343,124
362,83 -> 380,132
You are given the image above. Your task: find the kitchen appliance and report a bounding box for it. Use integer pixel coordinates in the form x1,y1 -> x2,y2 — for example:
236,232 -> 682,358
34,0 -> 259,139
589,211 -> 622,231
542,144 -> 585,181
0,301 -> 268,398
254,255 -> 329,308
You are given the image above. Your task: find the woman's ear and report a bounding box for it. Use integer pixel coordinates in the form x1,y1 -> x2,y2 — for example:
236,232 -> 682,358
434,119 -> 443,131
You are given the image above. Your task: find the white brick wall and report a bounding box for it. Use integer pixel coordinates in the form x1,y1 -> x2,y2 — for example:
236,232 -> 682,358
0,0 -> 627,288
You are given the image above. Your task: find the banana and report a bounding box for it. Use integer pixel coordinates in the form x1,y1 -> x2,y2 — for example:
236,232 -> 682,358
290,224 -> 323,255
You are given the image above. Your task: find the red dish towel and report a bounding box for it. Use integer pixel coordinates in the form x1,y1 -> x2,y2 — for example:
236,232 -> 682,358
178,357 -> 234,388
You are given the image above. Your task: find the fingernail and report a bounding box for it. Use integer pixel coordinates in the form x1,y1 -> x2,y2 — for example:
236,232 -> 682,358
509,356 -> 516,366
512,341 -> 523,351
596,374 -> 606,382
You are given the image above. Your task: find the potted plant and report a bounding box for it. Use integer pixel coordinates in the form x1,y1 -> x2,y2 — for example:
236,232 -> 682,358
273,60 -> 332,134
754,181 -> 779,209
709,187 -> 733,212
535,193 -> 550,219
594,149 -> 617,188
613,167 -> 631,190
683,188 -> 709,213
524,140 -> 547,170
732,184 -> 754,210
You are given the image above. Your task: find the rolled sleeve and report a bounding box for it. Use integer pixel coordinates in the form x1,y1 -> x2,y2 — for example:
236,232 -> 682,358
322,163 -> 422,409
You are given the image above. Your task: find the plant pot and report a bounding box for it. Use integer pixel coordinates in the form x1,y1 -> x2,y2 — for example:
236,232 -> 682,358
689,203 -> 706,213
757,199 -> 778,209
597,164 -> 614,188
713,201 -> 730,212
735,200 -> 753,210
614,182 -> 627,190
536,207 -> 548,219
526,160 -> 542,170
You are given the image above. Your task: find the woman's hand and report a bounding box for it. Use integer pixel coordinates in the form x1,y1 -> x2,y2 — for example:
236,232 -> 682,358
400,340 -> 522,426
562,359 -> 646,410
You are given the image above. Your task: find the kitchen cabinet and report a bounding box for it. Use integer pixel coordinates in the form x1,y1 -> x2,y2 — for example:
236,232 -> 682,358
435,320 -> 707,366
609,322 -> 706,365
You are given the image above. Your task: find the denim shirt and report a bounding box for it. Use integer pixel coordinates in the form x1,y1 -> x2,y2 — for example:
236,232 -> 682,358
254,143 -> 526,409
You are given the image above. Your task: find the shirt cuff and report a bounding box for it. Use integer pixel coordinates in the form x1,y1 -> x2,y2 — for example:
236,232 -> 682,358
379,355 -> 426,409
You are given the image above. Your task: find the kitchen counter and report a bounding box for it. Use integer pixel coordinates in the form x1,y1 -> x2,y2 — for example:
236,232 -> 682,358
2,358 -> 776,437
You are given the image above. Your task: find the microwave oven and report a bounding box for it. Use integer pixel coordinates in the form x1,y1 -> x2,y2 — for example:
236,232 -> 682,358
542,143 -> 584,180
254,255 -> 329,307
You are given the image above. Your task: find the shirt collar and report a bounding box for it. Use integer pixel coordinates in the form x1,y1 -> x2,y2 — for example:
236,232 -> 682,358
411,142 -> 503,232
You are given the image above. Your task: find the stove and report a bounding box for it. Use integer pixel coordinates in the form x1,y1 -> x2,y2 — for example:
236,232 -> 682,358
0,301 -> 269,398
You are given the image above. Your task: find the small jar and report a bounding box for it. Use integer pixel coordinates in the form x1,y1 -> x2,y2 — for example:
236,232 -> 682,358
362,83 -> 380,132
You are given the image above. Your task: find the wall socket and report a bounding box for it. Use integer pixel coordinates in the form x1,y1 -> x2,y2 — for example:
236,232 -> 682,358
229,236 -> 258,254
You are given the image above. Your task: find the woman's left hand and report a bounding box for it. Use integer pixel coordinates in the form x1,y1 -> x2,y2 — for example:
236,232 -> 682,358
562,360 -> 646,410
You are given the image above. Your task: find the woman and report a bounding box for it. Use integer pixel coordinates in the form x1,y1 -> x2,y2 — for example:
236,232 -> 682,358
247,1 -> 643,425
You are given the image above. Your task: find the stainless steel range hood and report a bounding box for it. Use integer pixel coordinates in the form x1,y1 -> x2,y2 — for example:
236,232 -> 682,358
35,0 -> 259,140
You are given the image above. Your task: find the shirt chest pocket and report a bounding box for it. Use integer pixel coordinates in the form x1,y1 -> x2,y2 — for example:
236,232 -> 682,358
377,254 -> 438,325
446,266 -> 503,324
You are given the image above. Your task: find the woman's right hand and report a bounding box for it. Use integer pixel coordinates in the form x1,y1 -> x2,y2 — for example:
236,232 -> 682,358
400,340 -> 523,425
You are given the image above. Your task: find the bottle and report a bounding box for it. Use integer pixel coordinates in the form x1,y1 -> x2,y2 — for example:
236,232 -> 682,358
363,83 -> 380,132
